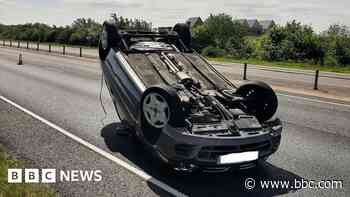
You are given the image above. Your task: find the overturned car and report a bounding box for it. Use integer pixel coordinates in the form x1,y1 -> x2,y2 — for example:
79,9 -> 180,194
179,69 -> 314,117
99,22 -> 282,172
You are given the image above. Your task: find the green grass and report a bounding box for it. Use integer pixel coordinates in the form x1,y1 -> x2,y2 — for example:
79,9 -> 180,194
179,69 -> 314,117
209,57 -> 350,74
0,145 -> 56,197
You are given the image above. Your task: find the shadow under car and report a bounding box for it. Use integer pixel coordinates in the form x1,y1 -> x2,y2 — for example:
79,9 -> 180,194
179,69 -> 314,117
101,122 -> 302,197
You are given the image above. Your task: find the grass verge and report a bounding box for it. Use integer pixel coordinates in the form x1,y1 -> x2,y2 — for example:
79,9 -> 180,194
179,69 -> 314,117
0,145 -> 56,197
209,57 -> 350,74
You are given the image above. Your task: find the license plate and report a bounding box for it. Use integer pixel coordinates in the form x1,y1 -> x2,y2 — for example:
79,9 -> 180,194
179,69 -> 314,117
218,151 -> 259,165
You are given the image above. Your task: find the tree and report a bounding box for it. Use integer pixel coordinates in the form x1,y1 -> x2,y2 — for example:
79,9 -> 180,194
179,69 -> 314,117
250,22 -> 263,36
192,25 -> 214,51
326,24 -> 350,37
204,14 -> 239,48
110,13 -> 152,31
56,27 -> 73,44
192,13 -> 249,54
335,36 -> 350,65
261,20 -> 326,63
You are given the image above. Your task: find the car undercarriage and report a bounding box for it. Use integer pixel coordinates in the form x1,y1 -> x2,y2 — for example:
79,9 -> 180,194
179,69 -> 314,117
99,21 -> 283,172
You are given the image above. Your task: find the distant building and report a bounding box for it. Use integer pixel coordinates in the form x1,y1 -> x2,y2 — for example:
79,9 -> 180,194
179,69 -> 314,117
155,17 -> 203,33
236,19 -> 249,26
186,17 -> 204,29
236,19 -> 275,34
246,19 -> 260,28
259,20 -> 276,31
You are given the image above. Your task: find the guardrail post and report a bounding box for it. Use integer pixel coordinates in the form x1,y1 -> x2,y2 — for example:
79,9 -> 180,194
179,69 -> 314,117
37,42 -> 39,51
243,63 -> 248,80
10,40 -> 12,47
49,44 -> 51,53
80,47 -> 82,57
26,41 -> 29,49
17,41 -> 20,48
2,40 -> 5,46
314,70 -> 319,90
63,46 -> 66,55
18,53 -> 23,65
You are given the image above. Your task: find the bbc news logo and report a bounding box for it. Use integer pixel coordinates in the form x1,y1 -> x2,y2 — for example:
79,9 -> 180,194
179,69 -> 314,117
8,169 -> 102,183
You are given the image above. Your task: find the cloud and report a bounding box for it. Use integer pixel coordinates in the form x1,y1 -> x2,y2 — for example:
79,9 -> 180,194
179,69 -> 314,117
0,0 -> 349,31
62,0 -> 143,8
88,1 -> 143,9
0,0 -> 15,5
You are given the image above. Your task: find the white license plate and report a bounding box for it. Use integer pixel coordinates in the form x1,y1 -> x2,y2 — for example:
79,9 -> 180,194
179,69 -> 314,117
217,151 -> 259,165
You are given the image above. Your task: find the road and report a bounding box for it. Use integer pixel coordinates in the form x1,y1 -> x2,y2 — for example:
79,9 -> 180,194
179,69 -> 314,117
3,41 -> 350,101
213,63 -> 350,103
0,47 -> 349,196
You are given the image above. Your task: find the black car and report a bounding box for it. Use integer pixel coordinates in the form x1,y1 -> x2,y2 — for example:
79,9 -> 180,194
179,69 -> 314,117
99,21 -> 282,172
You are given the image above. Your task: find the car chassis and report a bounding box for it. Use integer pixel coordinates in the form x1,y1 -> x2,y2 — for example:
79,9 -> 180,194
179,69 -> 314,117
99,22 -> 282,172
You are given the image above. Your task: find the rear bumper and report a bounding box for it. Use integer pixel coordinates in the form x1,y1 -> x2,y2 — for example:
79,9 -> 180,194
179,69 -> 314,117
155,124 -> 282,171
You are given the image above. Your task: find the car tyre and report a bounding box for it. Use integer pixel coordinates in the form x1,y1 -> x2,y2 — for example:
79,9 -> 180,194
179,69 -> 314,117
173,23 -> 192,50
99,22 -> 122,61
140,86 -> 184,144
236,81 -> 278,122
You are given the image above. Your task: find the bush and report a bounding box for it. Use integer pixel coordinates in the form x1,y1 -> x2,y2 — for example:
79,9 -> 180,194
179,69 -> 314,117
324,53 -> 339,66
192,25 -> 214,51
335,36 -> 350,65
261,37 -> 284,61
245,36 -> 264,59
0,16 -> 150,47
201,46 -> 226,57
225,37 -> 253,59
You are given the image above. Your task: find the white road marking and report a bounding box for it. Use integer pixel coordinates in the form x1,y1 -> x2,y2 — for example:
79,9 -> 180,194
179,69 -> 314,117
277,93 -> 350,108
0,95 -> 187,197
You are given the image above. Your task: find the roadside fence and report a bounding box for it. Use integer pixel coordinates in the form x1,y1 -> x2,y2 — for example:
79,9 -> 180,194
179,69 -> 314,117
2,39 -> 350,92
1,39 -> 98,59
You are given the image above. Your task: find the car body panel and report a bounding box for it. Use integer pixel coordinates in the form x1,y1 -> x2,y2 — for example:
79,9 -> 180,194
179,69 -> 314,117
100,29 -> 283,171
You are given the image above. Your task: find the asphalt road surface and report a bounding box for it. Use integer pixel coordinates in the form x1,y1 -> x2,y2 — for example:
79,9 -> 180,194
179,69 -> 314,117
213,63 -> 350,100
0,47 -> 349,197
3,41 -> 350,99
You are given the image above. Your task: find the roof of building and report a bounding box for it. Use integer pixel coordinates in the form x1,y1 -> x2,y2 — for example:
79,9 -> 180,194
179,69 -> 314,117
246,19 -> 259,28
260,20 -> 276,30
236,19 -> 275,30
186,17 -> 204,28
236,19 -> 248,24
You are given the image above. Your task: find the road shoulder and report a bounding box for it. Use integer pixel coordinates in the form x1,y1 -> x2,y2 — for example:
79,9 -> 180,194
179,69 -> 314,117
0,99 -> 163,197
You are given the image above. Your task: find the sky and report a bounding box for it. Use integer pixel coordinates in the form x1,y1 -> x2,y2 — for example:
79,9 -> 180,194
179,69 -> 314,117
0,0 -> 349,31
